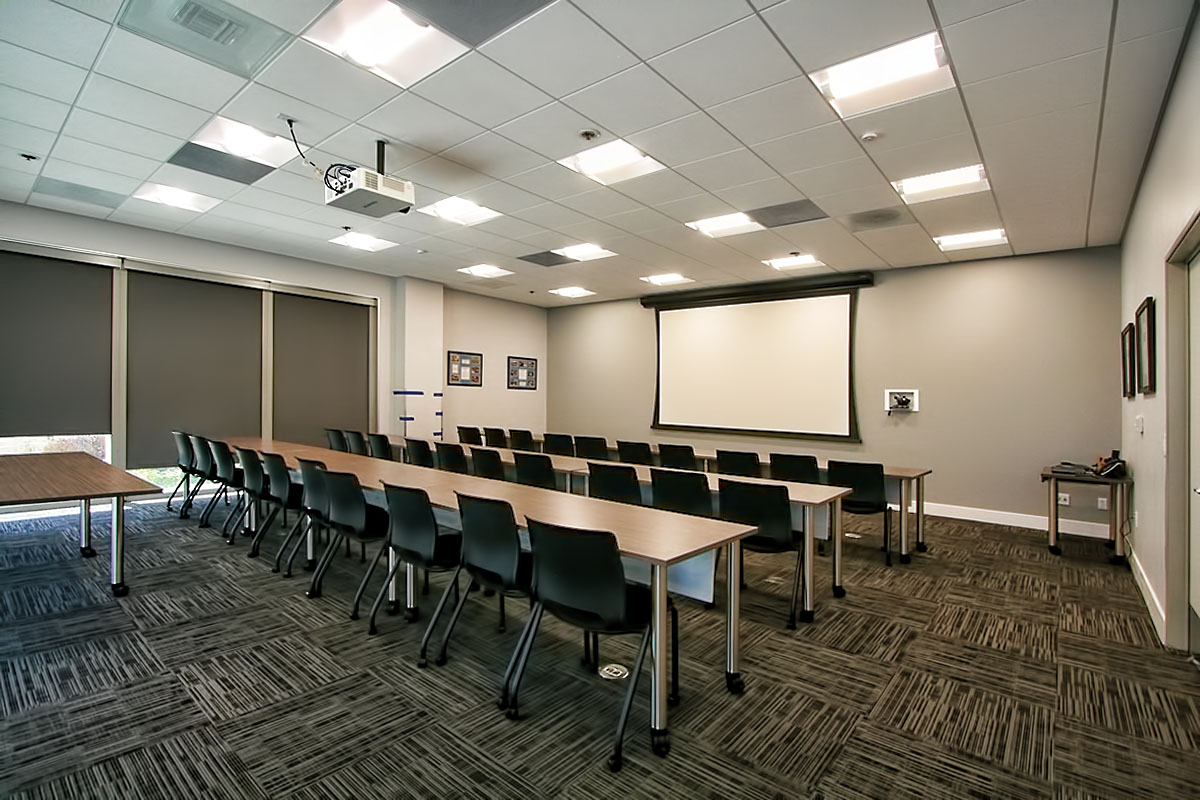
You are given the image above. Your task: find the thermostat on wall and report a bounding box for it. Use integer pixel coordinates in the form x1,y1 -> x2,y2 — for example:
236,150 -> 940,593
885,389 -> 918,414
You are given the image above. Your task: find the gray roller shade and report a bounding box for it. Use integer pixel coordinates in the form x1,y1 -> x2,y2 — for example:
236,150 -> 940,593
0,251 -> 113,436
273,293 -> 369,446
126,270 -> 261,468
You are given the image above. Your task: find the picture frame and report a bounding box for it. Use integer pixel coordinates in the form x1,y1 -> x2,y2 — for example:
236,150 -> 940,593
447,351 -> 483,387
507,356 -> 537,390
1120,323 -> 1136,398
1135,296 -> 1155,394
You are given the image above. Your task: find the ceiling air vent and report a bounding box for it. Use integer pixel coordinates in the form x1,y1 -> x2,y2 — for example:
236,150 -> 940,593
745,199 -> 827,229
171,1 -> 244,45
518,251 -> 576,267
841,206 -> 914,233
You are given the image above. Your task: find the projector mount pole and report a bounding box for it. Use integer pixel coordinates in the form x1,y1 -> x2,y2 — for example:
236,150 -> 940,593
376,140 -> 386,174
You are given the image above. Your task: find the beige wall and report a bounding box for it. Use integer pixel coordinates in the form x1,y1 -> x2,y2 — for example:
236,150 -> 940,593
549,247 -> 1121,522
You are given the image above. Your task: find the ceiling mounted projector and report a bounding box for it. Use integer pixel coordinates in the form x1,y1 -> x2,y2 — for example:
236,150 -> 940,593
324,167 -> 414,217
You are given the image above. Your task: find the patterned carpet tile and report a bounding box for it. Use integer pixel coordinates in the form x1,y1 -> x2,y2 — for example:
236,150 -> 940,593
0,539 -> 82,570
1058,663 -> 1200,752
1053,718 -> 1200,800
818,583 -> 941,629
740,636 -> 896,714
138,605 -> 300,668
1056,631 -> 1200,695
118,578 -> 260,630
1059,603 -> 1161,648
0,603 -> 136,658
940,583 -> 1060,625
900,633 -> 1058,708
927,604 -> 1057,661
954,566 -> 1061,601
792,607 -> 916,663
842,565 -> 947,602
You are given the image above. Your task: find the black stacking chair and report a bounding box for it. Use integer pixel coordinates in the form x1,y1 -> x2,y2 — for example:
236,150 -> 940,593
719,479 -> 807,628
168,431 -> 198,514
506,518 -> 678,771
405,438 -> 435,468
508,429 -> 536,452
658,443 -> 699,471
306,471 -> 389,607
589,463 -> 642,506
185,434 -> 216,519
367,484 -> 463,633
770,453 -> 820,483
325,428 -> 348,452
515,452 -> 556,490
650,468 -> 712,517
483,427 -> 508,448
195,437 -> 240,531
616,441 -> 654,465
436,442 -> 470,474
225,446 -> 265,545
208,439 -> 247,535
343,430 -> 368,455
368,433 -> 394,460
420,493 -> 532,668
471,447 -> 506,480
458,426 -> 483,445
248,452 -> 304,558
574,435 -> 609,460
275,458 -> 327,576
716,449 -> 761,477
543,433 -> 574,456
828,461 -> 892,566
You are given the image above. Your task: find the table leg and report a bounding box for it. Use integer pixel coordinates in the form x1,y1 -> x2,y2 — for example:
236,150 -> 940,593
1048,477 -> 1061,555
832,497 -> 845,598
914,476 -> 927,552
899,479 -> 912,564
1109,484 -> 1127,566
725,539 -> 744,694
404,562 -> 419,620
305,522 -> 316,571
79,499 -> 96,557
801,506 -> 815,622
650,563 -> 670,757
111,497 -> 127,596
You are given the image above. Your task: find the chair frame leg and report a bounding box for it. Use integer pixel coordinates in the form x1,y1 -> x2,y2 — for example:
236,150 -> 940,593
499,602 -> 539,710
306,531 -> 342,598
198,484 -> 224,528
222,492 -> 248,540
248,504 -> 280,556
497,594 -> 506,633
368,550 -> 404,635
607,625 -> 652,772
505,603 -> 544,719
350,542 -> 385,620
166,473 -> 186,512
284,520 -> 315,577
434,574 -> 476,666
669,602 -> 680,706
885,509 -> 893,567
788,548 -> 803,630
273,513 -> 307,573
418,565 -> 462,668
180,477 -> 205,518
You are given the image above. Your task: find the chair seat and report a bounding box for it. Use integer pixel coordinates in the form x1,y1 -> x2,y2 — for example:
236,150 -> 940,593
743,532 -> 800,554
843,499 -> 887,515
399,528 -> 463,571
338,504 -> 389,542
472,549 -> 532,596
544,581 -> 652,634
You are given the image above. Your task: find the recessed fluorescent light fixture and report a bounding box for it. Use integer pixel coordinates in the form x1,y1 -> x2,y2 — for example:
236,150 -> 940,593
458,264 -> 514,278
550,243 -> 616,261
892,164 -> 989,204
810,32 -> 955,118
133,183 -> 220,212
763,254 -> 825,270
639,273 -> 694,286
329,231 -> 399,251
685,212 -> 765,238
416,196 -> 502,226
190,116 -> 296,167
558,140 -> 665,185
933,228 -> 1007,252
549,286 -> 595,298
304,0 -> 468,88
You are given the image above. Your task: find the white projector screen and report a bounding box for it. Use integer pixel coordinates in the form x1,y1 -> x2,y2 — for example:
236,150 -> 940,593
656,293 -> 854,437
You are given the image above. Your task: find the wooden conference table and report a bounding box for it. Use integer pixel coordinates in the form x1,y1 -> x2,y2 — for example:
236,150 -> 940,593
227,437 -> 756,753
0,452 -> 160,596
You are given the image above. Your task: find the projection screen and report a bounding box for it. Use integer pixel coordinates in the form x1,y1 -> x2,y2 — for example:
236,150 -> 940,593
655,293 -> 855,438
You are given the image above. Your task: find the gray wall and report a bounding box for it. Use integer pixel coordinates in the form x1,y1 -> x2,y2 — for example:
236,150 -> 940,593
548,247 -> 1121,519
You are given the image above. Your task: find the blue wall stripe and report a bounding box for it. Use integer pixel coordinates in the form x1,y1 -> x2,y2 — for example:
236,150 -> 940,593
435,411 -> 443,416
399,416 -> 414,421
394,390 -> 424,395
433,392 -> 443,398
433,431 -> 443,437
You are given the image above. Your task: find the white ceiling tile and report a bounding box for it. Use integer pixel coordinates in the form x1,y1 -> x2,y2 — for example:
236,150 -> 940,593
976,103 -> 1099,192
1087,165 -> 1137,246
962,48 -> 1105,128
706,76 -> 836,146
318,124 -> 430,172
905,191 -> 1003,236
50,136 -> 160,180
233,0 -> 333,34
0,118 -> 57,154
713,177 -> 806,210
0,84 -> 70,132
558,187 -> 644,217
110,197 -> 198,229
252,167 -> 325,201
944,242 -> 1013,261
76,74 -> 211,138
0,165 -> 36,200
844,90 -> 970,152
257,40 -> 400,121
436,226 -> 524,253
786,156 -> 887,197
868,131 -> 982,181
0,40 -> 88,103
361,91 -> 483,153
53,0 -> 123,22
27,191 -> 113,218
573,0 -> 751,59
674,148 -> 776,192
0,143 -> 46,175
943,0 -> 1111,84
552,218 -> 625,243
930,0 -> 1023,26
401,155 -> 493,195
854,223 -> 946,267
42,158 -> 141,194
649,16 -> 801,108
764,0 -> 934,70
506,161 -> 598,199
810,183 -> 901,216
613,170 -> 704,206
0,0 -> 110,68
460,181 -> 545,213
773,218 -> 887,269
221,83 -> 350,144
1114,0 -> 1193,42
513,229 -> 574,249
513,201 -> 591,230
208,201 -> 340,239
480,1 -> 637,97
149,163 -> 247,199
562,64 -> 695,137
626,113 -> 742,167
61,108 -> 184,160
603,206 -> 680,234
994,186 -> 1089,253
654,192 -> 736,223
752,122 -> 862,174
495,102 -> 613,160
410,53 -> 551,128
95,29 -> 246,111
229,185 -> 320,217
718,228 -> 797,259
472,215 -> 548,240
441,132 -> 547,179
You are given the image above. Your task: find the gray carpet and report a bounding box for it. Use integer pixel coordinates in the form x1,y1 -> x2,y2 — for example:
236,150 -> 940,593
1,498 -> 1197,799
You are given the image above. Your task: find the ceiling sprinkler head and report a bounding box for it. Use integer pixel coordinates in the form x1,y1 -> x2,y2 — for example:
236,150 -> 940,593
579,129 -> 600,141
860,131 -> 879,142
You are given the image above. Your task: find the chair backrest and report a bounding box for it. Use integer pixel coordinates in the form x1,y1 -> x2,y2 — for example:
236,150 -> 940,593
769,453 -> 820,484
261,452 -> 292,504
543,433 -> 574,456
718,479 -> 794,549
343,430 -> 368,455
323,470 -> 367,534
650,468 -> 712,517
233,447 -> 265,496
716,449 -> 761,477
574,435 -> 609,460
297,458 -> 329,520
826,460 -> 887,513
208,439 -> 239,483
483,427 -> 508,448
457,426 -> 483,445
616,440 -> 654,465
172,431 -> 193,471
325,428 -> 348,452
588,462 -> 642,506
367,433 -> 393,460
435,442 -> 469,474
456,493 -> 524,589
514,452 -> 556,489
658,443 -> 698,471
527,518 -> 628,629
508,429 -> 536,451
471,447 -> 506,480
188,435 -> 214,479
383,484 -> 444,564
405,438 -> 435,468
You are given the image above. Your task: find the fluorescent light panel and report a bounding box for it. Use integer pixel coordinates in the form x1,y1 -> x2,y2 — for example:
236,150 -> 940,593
685,212 -> 764,238
190,116 -> 296,167
558,140 -> 664,185
763,254 -> 824,270
549,286 -> 595,298
810,32 -> 955,118
133,183 -> 220,212
550,243 -> 615,261
892,164 -> 989,204
416,196 -> 502,226
329,231 -> 398,251
640,273 -> 694,286
933,228 -> 1007,251
458,264 -> 513,278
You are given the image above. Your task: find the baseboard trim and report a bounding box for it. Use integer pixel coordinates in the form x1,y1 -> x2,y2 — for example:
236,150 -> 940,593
1129,548 -> 1167,644
920,501 -> 1111,539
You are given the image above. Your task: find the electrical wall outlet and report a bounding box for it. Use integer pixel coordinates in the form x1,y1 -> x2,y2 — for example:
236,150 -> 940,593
1057,492 -> 1070,506
1098,497 -> 1108,510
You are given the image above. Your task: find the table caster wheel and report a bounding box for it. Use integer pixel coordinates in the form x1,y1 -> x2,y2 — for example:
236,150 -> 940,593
403,606 -> 419,622
915,542 -> 927,552
650,728 -> 670,757
1048,545 -> 1062,556
607,754 -> 623,772
899,553 -> 911,564
799,609 -> 814,623
725,672 -> 744,694
832,585 -> 846,598
1109,555 -> 1127,567
111,583 -> 129,597
303,559 -> 317,572
80,546 -> 97,558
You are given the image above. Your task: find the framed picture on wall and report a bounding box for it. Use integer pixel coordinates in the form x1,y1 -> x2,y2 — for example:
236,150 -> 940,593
447,351 -> 482,387
1120,323 -> 1136,398
508,356 -> 537,390
1135,296 -> 1155,394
